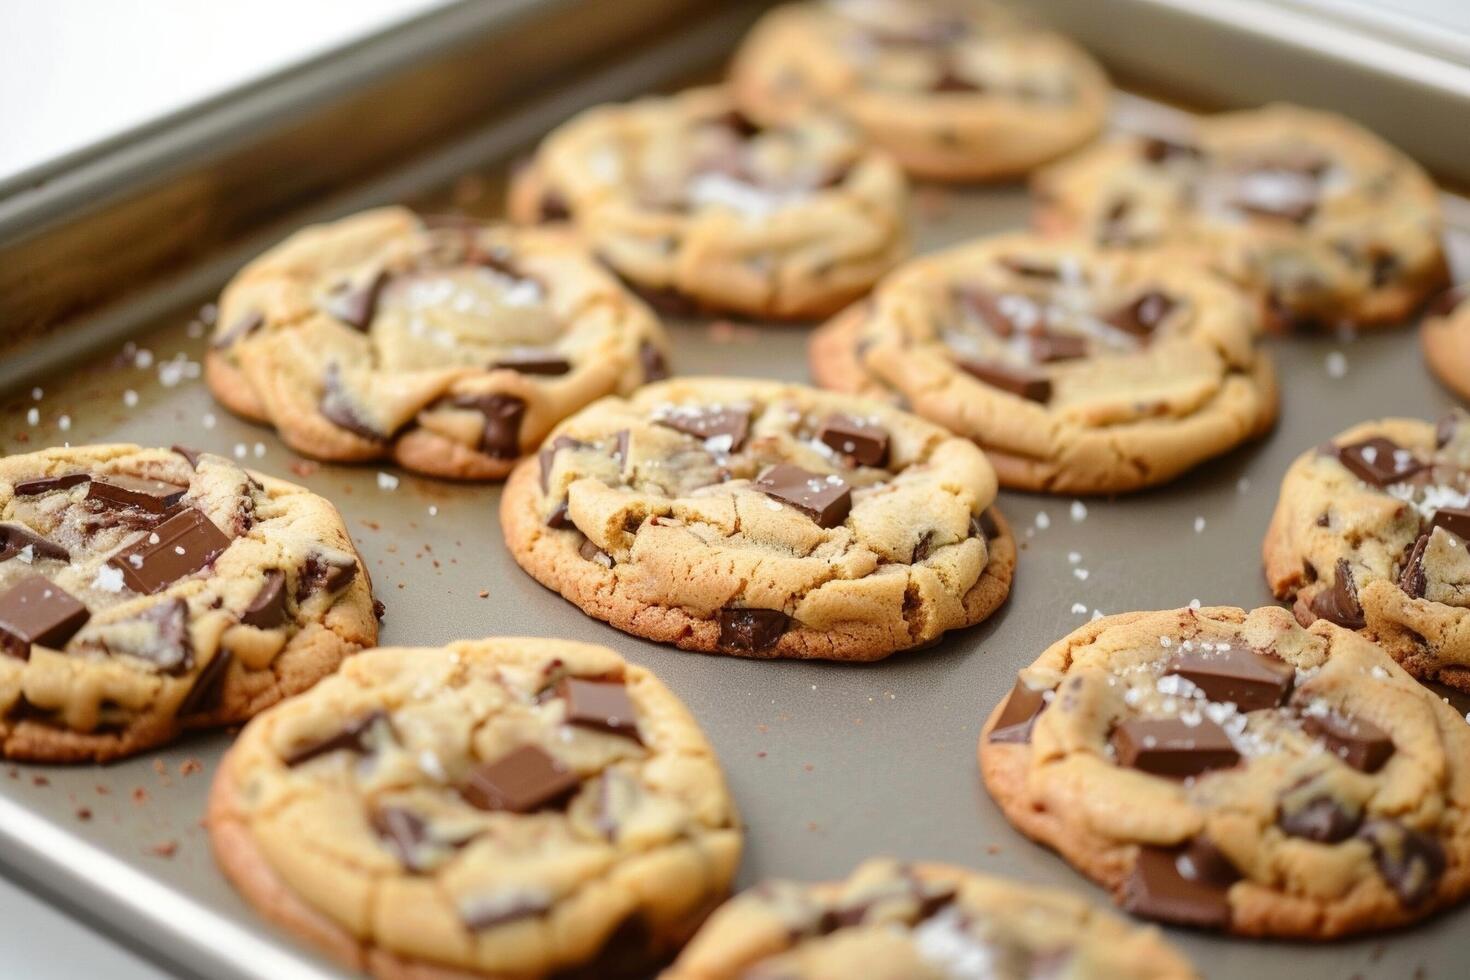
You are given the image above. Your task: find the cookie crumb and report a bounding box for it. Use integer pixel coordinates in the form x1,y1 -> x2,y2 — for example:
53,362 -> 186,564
148,840 -> 178,859
152,759 -> 168,776
180,758 -> 203,776
31,775 -> 49,787
75,807 -> 92,821
132,787 -> 149,804
478,590 -> 489,598
290,459 -> 319,478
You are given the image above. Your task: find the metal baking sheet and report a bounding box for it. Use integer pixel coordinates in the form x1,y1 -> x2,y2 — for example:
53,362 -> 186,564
1,63 -> 1467,980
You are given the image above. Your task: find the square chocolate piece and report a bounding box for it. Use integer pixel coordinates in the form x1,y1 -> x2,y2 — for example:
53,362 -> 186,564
556,677 -> 641,741
462,745 -> 580,813
815,414 -> 889,467
86,474 -> 187,514
755,464 -> 852,528
108,507 -> 230,594
1111,717 -> 1239,777
0,575 -> 90,660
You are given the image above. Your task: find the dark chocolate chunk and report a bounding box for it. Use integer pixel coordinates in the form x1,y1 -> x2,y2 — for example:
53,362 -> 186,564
653,406 -> 751,452
0,576 -> 90,661
1122,842 -> 1235,929
1436,413 -> 1459,449
13,473 -> 89,496
177,649 -> 232,717
296,551 -> 358,602
717,608 -> 788,654
973,509 -> 1000,541
956,359 -> 1051,403
373,807 -> 431,872
1106,291 -> 1176,337
86,475 -> 187,514
451,393 -> 526,459
1427,284 -> 1468,319
545,501 -> 571,530
910,531 -> 935,564
323,271 -> 389,331
1400,533 -> 1429,598
556,678 -> 641,741
1029,331 -> 1089,363
284,709 -> 390,766
998,256 -> 1059,279
538,188 -> 572,223
538,435 -> 590,493
492,350 -> 571,376
0,523 -> 68,563
578,537 -> 614,568
99,598 -> 191,673
756,464 -> 852,528
171,445 -> 203,469
1358,820 -> 1446,907
1309,558 -> 1366,630
639,341 -> 670,382
1430,506 -> 1470,542
815,414 -> 889,467
954,284 -> 1018,337
1110,717 -> 1239,777
212,310 -> 265,348
241,570 -> 288,629
1277,785 -> 1361,843
320,363 -> 387,442
987,676 -> 1051,744
459,891 -> 552,932
1333,437 -> 1426,487
1303,711 -> 1394,773
461,744 -> 579,813
108,508 -> 230,595
1163,644 -> 1293,711
1141,136 -> 1203,164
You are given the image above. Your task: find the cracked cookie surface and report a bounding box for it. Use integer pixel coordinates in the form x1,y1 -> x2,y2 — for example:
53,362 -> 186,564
507,86 -> 908,320
664,856 -> 1196,980
205,206 -> 670,480
1264,411 -> 1470,692
729,0 -> 1110,181
1033,103 -> 1448,330
979,605 -> 1470,939
500,378 -> 1014,661
1421,285 -> 1470,402
0,444 -> 375,762
208,637 -> 741,980
809,232 -> 1277,494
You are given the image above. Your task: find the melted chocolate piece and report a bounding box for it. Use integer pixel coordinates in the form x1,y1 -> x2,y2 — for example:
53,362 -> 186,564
756,464 -> 852,528
639,341 -> 670,382
1110,717 -> 1239,777
0,523 -> 67,563
1333,437 -> 1426,486
462,745 -> 579,813
1123,841 -> 1237,928
1436,413 -> 1459,449
1359,821 -> 1446,907
956,358 -> 1051,403
1429,506 -> 1470,542
451,393 -> 526,459
931,65 -> 982,93
492,350 -> 572,376
241,570 -> 288,629
653,406 -> 750,452
0,576 -> 90,660
1400,533 -> 1430,598
1140,136 -> 1203,164
1106,291 -> 1176,337
296,552 -> 358,602
1309,558 -> 1366,630
319,363 -> 386,441
538,435 -> 591,493
108,508 -> 230,595
579,537 -> 614,568
1303,711 -> 1394,773
954,285 -> 1021,340
1163,644 -> 1293,711
86,475 -> 187,514
284,709 -> 390,766
717,607 -> 788,654
973,509 -> 1000,541
13,473 -> 89,496
460,892 -> 553,932
998,256 -> 1059,280
323,271 -> 389,331
1029,332 -> 1088,363
557,678 -> 641,741
1277,785 -> 1361,843
212,310 -> 265,348
171,446 -> 203,469
177,649 -> 232,717
987,676 -> 1050,744
815,414 -> 889,467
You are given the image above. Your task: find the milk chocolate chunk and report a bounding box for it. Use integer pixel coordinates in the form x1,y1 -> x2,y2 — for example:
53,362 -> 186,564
461,744 -> 579,813
1123,842 -> 1236,929
1303,711 -> 1394,773
212,310 -> 265,348
373,807 -> 431,872
319,364 -> 386,441
1430,507 -> 1470,542
1029,331 -> 1088,363
177,649 -> 232,717
0,576 -> 90,660
756,464 -> 852,528
578,537 -> 613,568
323,270 -> 389,331
451,393 -> 526,459
988,676 -> 1051,744
954,285 -> 1018,337
87,475 -> 187,514
1164,644 -> 1293,711
717,607 -> 788,654
296,551 -> 357,601
285,710 -> 391,767
815,414 -> 889,467
538,188 -> 571,223
1333,437 -> 1426,486
0,523 -> 68,563
459,892 -> 553,932
108,508 -> 229,595
240,570 -> 288,629
1110,718 -> 1239,777
492,350 -> 571,376
1277,784 -> 1361,843
1310,558 -> 1366,630
1359,820 -> 1446,907
556,678 -> 641,741
956,358 -> 1051,402
1107,291 -> 1176,337
14,473 -> 89,496
639,341 -> 670,382
654,406 -> 750,452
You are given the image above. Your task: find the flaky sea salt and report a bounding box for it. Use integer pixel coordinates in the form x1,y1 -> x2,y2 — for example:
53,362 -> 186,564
1071,602 -> 1088,614
123,390 -> 139,408
377,472 -> 400,491
92,566 -> 125,593
25,408 -> 38,426
1034,511 -> 1051,530
1070,500 -> 1087,522
1193,516 -> 1206,533
1073,568 -> 1089,581
57,415 -> 71,432
1325,351 -> 1348,379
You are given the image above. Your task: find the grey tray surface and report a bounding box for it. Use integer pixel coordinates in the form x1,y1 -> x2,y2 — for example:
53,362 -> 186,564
1,93 -> 1466,979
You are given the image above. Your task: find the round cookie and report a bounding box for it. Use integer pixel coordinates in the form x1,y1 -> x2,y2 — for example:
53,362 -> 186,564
208,637 -> 741,980
1263,410 -> 1470,692
506,86 -> 908,320
206,207 -> 671,480
0,444 -> 375,762
729,0 -> 1110,181
1421,285 -> 1470,402
979,605 -> 1470,939
809,232 -> 1277,495
501,378 -> 1014,662
665,856 -> 1196,979
1033,103 -> 1449,330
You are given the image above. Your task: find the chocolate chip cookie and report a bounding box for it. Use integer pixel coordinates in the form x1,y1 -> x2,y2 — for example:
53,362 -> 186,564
1421,285 -> 1470,402
500,378 -> 1015,661
1033,103 -> 1449,330
0,445 -> 375,762
206,207 -> 671,480
506,86 -> 908,320
208,637 -> 740,979
729,0 -> 1110,181
809,232 -> 1277,494
665,857 -> 1196,979
1263,411 -> 1470,692
980,605 -> 1470,938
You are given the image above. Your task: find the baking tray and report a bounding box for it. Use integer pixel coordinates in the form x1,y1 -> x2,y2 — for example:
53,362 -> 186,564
3,10 -> 1470,980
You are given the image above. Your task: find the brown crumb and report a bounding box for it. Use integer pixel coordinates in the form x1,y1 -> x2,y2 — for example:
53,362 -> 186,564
132,787 -> 149,804
31,775 -> 48,787
289,460 -> 319,478
95,784 -> 110,795
6,767 -> 16,779
985,844 -> 1001,855
477,590 -> 489,598
802,763 -> 814,772
152,759 -> 168,776
179,758 -> 203,776
148,840 -> 178,858
75,807 -> 92,821
756,751 -> 767,758
915,184 -> 952,222
360,519 -> 381,531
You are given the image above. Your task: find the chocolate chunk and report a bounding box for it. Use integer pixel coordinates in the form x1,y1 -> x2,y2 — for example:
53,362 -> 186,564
538,435 -> 590,493
1430,507 -> 1470,542
973,509 -> 1000,541
1303,711 -> 1394,773
988,676 -> 1050,744
815,414 -> 889,467
323,271 -> 389,331
171,446 -> 203,469
0,576 -> 90,660
1427,284 -> 1468,319
1163,644 -> 1293,711
1110,717 -> 1239,777
1309,558 -> 1366,630
1333,437 -> 1426,486
653,406 -> 750,452
998,256 -> 1059,279
556,678 -> 640,741
296,551 -> 358,602
451,393 -> 526,459
284,709 -> 390,766
931,65 -> 981,93
1123,841 -> 1236,929
212,310 -> 265,348
1401,533 -> 1430,598
372,807 -> 431,872
320,363 -> 387,442
461,744 -> 579,812
459,892 -> 553,932
86,475 -> 187,514
241,570 -> 288,629
13,473 -> 89,496
99,598 -> 191,673
1359,820 -> 1445,907
492,350 -> 571,376
910,531 -> 935,564
956,359 -> 1051,403
578,537 -> 614,568
1436,413 -> 1459,449
538,188 -> 571,223
638,341 -> 670,382
1278,785 -> 1361,843
108,508 -> 230,595
1029,331 -> 1088,363
0,523 -> 67,563
177,649 -> 232,717
1141,136 -> 1203,164
954,285 -> 1018,337
1106,291 -> 1176,337
717,607 -> 788,654
545,501 -> 571,530
756,464 -> 852,528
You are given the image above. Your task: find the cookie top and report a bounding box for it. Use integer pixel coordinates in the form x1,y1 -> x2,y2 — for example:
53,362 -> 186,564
729,0 -> 1110,181
206,207 -> 670,480
1421,285 -> 1470,402
500,378 -> 1014,661
665,857 -> 1196,980
809,232 -> 1277,494
208,638 -> 740,979
1033,103 -> 1448,329
979,605 -> 1470,939
0,445 -> 375,761
1264,411 -> 1470,692
507,86 -> 908,320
